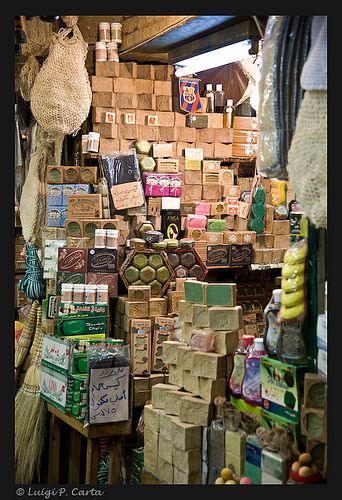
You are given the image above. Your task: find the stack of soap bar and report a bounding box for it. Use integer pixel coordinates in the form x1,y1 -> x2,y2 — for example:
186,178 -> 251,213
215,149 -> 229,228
152,383 -> 180,409
214,330 -> 239,355
178,300 -> 194,323
144,404 -> 163,433
192,304 -> 210,328
182,370 -> 200,395
171,416 -> 202,451
179,395 -> 214,426
225,429 -> 247,476
198,377 -> 226,403
177,345 -> 194,371
162,340 -> 187,364
164,390 -> 195,416
184,280 -> 207,304
189,329 -> 215,352
192,351 -> 227,379
205,283 -> 236,306
168,363 -> 184,388
209,306 -> 243,331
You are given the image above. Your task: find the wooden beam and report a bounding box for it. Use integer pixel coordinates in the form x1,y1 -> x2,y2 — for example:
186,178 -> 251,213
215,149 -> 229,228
120,16 -> 196,54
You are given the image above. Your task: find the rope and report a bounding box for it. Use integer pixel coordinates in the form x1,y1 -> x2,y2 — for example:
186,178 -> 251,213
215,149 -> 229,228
19,244 -> 45,300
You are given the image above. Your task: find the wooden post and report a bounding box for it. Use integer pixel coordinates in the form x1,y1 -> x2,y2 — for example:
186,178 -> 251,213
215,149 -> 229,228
68,429 -> 82,484
108,437 -> 122,484
48,414 -> 61,484
85,438 -> 99,485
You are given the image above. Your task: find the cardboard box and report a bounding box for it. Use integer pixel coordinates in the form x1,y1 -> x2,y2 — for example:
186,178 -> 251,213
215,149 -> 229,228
229,243 -> 253,266
131,332 -> 151,375
86,272 -> 118,298
67,194 -> 102,219
261,357 -> 307,423
57,248 -> 88,273
91,75 -> 113,92
233,116 -> 258,131
152,143 -> 173,158
95,61 -> 120,77
202,160 -> 221,173
206,244 -> 230,267
87,248 -> 118,273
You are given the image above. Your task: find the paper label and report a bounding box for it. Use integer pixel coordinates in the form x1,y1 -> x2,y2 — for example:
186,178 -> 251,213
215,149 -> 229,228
88,365 -> 129,423
111,181 -> 145,210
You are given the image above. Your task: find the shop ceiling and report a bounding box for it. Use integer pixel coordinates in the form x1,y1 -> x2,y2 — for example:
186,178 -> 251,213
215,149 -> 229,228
117,15 -> 267,63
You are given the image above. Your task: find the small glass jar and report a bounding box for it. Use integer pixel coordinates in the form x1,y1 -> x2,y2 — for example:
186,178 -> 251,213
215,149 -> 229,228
73,284 -> 85,303
96,284 -> 109,303
81,134 -> 89,154
106,229 -> 119,249
61,283 -> 73,303
110,22 -> 122,44
87,132 -> 100,153
84,284 -> 97,304
95,229 -> 107,248
107,41 -> 119,62
95,41 -> 107,61
99,22 -> 111,42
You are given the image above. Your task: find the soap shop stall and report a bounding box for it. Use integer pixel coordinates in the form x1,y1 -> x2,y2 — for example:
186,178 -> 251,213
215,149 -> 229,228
14,15 -> 327,486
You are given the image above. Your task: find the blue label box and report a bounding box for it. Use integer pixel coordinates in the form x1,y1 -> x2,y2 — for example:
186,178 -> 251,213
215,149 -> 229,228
48,184 -> 63,206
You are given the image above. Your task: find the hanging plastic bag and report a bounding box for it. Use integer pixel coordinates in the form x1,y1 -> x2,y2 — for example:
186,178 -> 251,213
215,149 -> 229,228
30,23 -> 92,137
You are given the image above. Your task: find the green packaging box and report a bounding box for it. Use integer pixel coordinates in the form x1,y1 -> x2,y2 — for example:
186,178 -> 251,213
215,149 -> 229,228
244,434 -> 262,484
261,356 -> 307,423
56,271 -> 86,295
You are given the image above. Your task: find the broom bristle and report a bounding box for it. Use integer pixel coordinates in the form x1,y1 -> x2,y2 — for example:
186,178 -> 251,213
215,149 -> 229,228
15,391 -> 46,484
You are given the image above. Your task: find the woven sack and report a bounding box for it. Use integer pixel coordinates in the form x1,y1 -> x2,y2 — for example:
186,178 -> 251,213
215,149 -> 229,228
286,90 -> 327,229
30,24 -> 92,137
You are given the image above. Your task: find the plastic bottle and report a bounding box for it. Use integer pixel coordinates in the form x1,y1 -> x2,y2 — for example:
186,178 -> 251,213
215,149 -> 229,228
204,84 -> 215,113
276,319 -> 307,365
241,337 -> 266,406
223,99 -> 235,128
214,84 -> 225,113
229,335 -> 255,397
263,289 -> 282,357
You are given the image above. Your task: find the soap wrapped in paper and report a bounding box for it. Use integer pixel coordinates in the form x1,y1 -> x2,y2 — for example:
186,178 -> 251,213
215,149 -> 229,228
189,329 -> 215,352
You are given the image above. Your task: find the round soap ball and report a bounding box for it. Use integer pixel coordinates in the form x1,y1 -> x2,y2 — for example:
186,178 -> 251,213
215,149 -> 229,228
156,266 -> 170,284
148,253 -> 164,269
189,263 -> 203,279
180,251 -> 196,268
215,477 -> 225,484
151,241 -> 168,250
179,238 -> 195,249
131,280 -> 144,286
239,477 -> 253,484
174,265 -> 188,278
298,453 -> 312,466
132,253 -> 148,269
124,266 -> 139,284
150,280 -> 162,295
220,468 -> 234,482
167,252 -> 180,268
139,265 -> 156,283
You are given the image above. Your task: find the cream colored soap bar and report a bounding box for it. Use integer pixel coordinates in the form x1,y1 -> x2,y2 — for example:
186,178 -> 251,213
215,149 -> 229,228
164,390 -> 195,417
177,346 -> 194,371
182,370 -> 200,395
191,351 -> 227,379
144,404 -> 163,432
198,377 -> 227,403
172,447 -> 201,474
152,383 -> 180,409
162,340 -> 187,365
171,416 -> 202,451
168,363 -> 183,388
179,395 -> 214,426
208,305 -> 243,331
158,434 -> 173,463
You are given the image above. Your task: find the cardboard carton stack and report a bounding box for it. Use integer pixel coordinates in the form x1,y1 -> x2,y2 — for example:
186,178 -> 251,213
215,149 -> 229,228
90,61 -> 234,157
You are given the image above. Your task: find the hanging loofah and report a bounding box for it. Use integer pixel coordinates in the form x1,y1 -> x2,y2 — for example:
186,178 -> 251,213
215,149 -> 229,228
61,16 -> 79,28
30,24 -> 92,138
20,16 -> 54,101
286,90 -> 327,229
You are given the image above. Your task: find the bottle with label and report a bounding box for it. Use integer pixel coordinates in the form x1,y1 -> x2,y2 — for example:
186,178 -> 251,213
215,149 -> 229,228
204,84 -> 215,113
263,289 -> 282,357
214,83 -> 225,113
276,319 -> 307,365
229,335 -> 255,397
241,337 -> 266,406
223,99 -> 235,128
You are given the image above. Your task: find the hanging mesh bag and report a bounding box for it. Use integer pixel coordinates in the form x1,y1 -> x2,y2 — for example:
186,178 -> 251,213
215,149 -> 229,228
30,23 -> 92,137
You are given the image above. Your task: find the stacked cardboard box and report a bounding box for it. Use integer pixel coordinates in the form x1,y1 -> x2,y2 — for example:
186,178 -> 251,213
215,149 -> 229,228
90,61 -> 234,158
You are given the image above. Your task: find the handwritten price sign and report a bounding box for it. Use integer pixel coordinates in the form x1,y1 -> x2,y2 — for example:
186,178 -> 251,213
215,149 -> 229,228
88,366 -> 129,423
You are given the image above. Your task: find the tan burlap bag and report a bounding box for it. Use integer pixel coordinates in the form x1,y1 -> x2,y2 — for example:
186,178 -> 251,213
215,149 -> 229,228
286,90 -> 327,228
30,23 -> 92,137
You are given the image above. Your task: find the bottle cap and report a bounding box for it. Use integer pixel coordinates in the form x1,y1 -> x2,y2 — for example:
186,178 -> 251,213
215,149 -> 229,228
242,335 -> 255,345
226,99 -> 234,106
206,83 -> 213,91
273,289 -> 283,303
253,338 -> 266,351
216,84 -> 223,91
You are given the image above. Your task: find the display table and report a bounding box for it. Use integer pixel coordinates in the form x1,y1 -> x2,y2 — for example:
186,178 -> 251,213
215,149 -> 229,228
47,403 -> 132,485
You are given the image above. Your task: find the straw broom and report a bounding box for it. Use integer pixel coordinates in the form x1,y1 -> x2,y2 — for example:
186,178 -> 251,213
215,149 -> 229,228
16,304 -> 42,391
15,302 -> 47,484
15,300 -> 38,386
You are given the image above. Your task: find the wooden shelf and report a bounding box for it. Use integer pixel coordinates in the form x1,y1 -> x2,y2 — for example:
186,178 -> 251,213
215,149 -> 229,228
250,263 -> 284,270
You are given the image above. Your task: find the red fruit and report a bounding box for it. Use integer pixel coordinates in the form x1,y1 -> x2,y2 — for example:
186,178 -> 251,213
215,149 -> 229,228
240,477 -> 253,484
